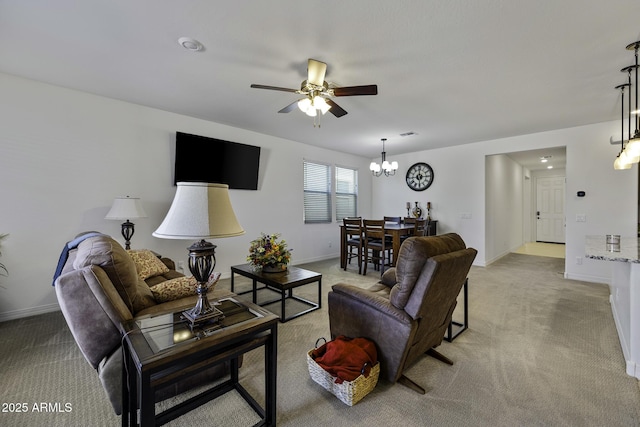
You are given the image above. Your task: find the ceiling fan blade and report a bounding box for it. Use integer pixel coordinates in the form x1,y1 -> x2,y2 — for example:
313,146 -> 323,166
278,100 -> 299,113
307,59 -> 327,87
326,99 -> 348,117
333,85 -> 378,96
250,84 -> 298,93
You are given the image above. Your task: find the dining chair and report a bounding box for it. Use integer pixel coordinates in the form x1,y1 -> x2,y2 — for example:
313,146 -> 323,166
401,218 -> 427,243
403,217 -> 416,226
424,218 -> 433,236
384,216 -> 401,224
363,219 -> 390,276
414,218 -> 428,236
342,217 -> 363,274
383,216 -> 402,258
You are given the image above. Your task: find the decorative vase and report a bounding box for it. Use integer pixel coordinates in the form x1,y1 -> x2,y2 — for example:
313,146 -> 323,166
412,201 -> 422,218
262,264 -> 287,273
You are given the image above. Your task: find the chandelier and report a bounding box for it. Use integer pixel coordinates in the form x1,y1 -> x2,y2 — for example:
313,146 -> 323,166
370,138 -> 398,177
613,40 -> 640,170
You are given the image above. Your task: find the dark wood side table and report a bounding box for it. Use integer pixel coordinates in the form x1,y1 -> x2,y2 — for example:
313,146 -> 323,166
444,278 -> 468,342
122,297 -> 278,427
230,264 -> 322,322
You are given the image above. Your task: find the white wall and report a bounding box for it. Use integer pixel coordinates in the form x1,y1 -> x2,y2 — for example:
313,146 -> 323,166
371,122 -> 637,281
0,73 -> 373,320
485,154 -> 524,264
1,71 -> 637,320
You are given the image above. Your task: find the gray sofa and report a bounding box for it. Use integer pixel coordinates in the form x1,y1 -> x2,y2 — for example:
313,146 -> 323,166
54,233 -> 232,414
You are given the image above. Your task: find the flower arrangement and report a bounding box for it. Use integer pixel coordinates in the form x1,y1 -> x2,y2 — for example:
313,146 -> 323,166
247,233 -> 292,271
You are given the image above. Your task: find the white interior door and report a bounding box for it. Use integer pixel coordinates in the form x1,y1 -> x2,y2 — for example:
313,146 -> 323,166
536,176 -> 565,243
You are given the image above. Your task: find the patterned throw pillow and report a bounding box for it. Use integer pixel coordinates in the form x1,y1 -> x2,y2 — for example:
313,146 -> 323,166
127,249 -> 170,281
150,276 -> 198,303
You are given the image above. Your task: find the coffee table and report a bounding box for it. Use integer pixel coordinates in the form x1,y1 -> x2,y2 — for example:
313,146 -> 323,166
230,264 -> 322,322
122,297 -> 278,427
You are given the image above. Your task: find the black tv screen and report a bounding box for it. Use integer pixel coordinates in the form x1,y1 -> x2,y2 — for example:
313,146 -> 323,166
174,132 -> 261,190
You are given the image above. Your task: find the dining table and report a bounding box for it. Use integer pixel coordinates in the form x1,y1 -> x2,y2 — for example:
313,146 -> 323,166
339,222 -> 415,269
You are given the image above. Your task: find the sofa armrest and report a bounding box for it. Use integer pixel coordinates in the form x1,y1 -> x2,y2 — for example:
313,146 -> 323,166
55,266 -> 133,369
160,257 -> 176,271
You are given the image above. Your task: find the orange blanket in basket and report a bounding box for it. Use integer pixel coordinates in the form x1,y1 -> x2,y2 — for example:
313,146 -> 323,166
311,336 -> 377,384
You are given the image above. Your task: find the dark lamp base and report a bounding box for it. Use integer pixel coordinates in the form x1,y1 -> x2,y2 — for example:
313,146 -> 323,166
182,239 -> 223,328
182,305 -> 224,327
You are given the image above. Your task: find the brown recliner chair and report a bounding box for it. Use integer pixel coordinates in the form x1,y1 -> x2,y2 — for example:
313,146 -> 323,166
328,233 -> 477,394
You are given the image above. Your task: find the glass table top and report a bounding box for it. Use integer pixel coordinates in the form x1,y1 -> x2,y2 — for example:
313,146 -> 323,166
135,298 -> 263,354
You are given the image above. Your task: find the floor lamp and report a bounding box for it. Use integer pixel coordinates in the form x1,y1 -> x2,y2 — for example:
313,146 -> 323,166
153,182 -> 245,327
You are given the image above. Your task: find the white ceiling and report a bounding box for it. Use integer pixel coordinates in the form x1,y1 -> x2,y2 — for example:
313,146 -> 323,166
0,1 -> 638,161
506,146 -> 566,171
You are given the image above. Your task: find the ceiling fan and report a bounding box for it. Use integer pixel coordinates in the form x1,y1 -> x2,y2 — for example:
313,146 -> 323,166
250,58 -> 378,120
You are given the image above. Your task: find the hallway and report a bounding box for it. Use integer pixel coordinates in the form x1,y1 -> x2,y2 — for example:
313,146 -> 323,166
513,242 -> 565,259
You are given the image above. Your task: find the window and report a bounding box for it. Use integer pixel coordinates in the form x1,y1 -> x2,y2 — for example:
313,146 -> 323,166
303,161 -> 332,223
336,166 -> 358,221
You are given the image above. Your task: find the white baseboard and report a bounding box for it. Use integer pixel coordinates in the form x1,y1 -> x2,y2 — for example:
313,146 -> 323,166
0,303 -> 60,322
563,272 -> 609,284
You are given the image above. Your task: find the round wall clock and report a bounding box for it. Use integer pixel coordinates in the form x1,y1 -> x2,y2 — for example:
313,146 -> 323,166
405,162 -> 434,191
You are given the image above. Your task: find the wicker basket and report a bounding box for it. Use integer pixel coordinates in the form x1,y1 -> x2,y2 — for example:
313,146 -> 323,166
306,340 -> 380,406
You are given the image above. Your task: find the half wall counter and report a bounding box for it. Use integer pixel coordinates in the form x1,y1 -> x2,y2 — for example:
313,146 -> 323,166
585,235 -> 640,379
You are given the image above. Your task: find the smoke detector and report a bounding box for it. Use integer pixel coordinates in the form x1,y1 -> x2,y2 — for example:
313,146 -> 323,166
178,37 -> 204,52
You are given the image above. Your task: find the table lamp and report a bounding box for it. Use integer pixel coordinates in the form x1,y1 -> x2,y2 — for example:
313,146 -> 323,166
153,182 -> 245,327
105,196 -> 148,250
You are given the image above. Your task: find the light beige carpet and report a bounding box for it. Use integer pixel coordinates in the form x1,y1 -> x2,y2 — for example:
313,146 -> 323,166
1,253 -> 639,426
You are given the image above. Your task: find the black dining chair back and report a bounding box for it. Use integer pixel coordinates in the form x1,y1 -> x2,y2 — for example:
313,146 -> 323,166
343,217 -> 364,274
384,216 -> 401,224
363,219 -> 389,276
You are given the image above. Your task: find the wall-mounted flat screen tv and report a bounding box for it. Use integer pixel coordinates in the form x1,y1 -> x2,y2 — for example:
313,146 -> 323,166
174,132 -> 261,190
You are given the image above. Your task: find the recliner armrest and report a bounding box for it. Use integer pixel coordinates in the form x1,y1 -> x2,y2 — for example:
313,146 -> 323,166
331,283 -> 411,324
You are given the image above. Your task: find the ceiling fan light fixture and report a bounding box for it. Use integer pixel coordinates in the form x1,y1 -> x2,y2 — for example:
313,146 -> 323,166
250,58 -> 377,125
298,98 -> 312,113
313,96 -> 331,114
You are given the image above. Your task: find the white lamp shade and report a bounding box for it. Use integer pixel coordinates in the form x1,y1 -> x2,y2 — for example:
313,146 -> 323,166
614,155 -> 632,170
626,138 -> 640,158
298,98 -> 311,113
153,182 -> 245,240
370,162 -> 381,172
313,96 -> 331,114
105,197 -> 147,220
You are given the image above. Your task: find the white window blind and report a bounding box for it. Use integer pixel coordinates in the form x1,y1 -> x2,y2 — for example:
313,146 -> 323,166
335,166 -> 358,221
303,161 -> 332,224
